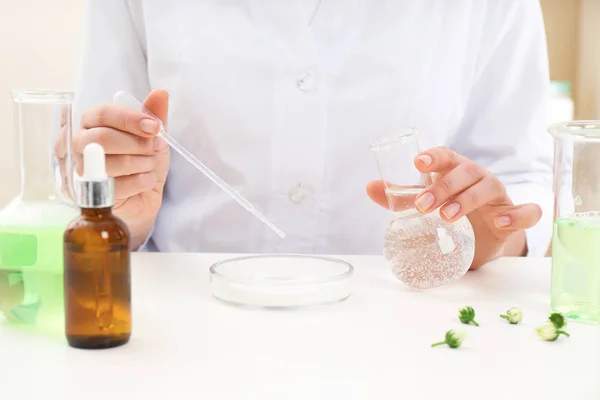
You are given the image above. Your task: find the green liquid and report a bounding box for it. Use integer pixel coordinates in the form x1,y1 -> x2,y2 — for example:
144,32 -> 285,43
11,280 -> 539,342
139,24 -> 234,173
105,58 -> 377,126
0,225 -> 66,336
551,213 -> 600,324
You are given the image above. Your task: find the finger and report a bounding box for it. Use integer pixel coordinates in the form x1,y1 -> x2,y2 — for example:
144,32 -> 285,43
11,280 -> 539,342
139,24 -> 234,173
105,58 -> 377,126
58,156 -> 72,198
414,146 -> 468,174
415,161 -> 488,214
366,180 -> 422,212
60,105 -> 68,128
143,89 -> 169,125
114,172 -> 158,200
105,154 -> 158,177
494,203 -> 542,230
366,180 -> 389,209
72,127 -> 156,156
74,153 -> 83,176
81,104 -> 160,137
55,106 -> 70,158
77,154 -> 158,177
55,124 -> 68,159
438,176 -> 508,221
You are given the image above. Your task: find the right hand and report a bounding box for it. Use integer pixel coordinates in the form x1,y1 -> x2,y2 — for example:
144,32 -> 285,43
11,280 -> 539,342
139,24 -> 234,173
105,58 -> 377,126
57,90 -> 170,249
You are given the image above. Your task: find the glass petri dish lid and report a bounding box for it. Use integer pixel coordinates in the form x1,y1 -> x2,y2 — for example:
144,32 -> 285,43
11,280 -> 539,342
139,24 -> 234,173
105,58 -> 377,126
209,254 -> 354,309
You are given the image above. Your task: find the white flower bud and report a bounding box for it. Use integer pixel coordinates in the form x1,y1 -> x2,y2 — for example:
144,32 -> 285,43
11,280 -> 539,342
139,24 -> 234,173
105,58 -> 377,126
451,330 -> 467,345
500,307 -> 523,324
536,322 -> 559,341
505,307 -> 523,324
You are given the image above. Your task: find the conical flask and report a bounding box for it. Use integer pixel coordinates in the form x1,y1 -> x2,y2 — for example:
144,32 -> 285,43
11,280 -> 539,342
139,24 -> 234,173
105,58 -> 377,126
0,90 -> 79,337
371,128 -> 475,289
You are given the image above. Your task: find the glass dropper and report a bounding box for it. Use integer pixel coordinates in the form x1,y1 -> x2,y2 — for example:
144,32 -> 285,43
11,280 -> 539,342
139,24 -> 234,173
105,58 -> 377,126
112,91 -> 286,239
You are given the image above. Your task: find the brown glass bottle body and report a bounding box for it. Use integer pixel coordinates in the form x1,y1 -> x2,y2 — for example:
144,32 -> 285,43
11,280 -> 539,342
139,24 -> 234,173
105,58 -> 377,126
63,207 -> 131,349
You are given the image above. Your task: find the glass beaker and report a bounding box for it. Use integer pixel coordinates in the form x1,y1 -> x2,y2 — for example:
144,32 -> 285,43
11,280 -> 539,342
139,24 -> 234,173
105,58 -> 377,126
371,129 -> 475,290
550,121 -> 600,325
0,90 -> 79,337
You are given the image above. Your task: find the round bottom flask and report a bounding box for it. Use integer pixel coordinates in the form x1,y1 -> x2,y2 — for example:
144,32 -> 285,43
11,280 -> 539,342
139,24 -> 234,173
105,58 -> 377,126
383,208 -> 475,290
371,128 -> 476,290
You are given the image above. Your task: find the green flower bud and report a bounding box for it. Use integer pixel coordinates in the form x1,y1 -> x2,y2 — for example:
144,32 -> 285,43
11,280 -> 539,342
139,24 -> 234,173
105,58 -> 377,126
458,306 -> 479,326
431,329 -> 467,349
549,312 -> 566,329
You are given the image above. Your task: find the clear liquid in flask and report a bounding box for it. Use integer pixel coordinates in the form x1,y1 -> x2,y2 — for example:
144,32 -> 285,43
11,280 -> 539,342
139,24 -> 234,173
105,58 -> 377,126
383,188 -> 475,290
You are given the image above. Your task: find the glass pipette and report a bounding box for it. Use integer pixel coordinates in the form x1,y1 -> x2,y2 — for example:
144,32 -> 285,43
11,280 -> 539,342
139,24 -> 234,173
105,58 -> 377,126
112,90 -> 286,238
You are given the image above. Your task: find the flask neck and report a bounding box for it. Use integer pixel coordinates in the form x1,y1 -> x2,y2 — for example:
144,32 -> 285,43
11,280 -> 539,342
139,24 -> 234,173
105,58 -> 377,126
14,97 -> 70,203
371,129 -> 433,212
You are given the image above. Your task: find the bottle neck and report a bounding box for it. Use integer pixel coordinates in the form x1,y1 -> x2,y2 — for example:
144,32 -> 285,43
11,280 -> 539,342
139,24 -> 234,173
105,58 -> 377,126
81,207 -> 114,219
16,102 -> 62,202
78,179 -> 115,209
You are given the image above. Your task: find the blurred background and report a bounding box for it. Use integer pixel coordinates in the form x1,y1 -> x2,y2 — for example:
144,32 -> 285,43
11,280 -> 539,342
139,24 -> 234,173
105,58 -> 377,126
0,0 -> 598,207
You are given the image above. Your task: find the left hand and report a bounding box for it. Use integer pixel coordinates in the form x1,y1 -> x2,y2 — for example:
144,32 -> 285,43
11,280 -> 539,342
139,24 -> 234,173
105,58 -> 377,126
366,146 -> 542,269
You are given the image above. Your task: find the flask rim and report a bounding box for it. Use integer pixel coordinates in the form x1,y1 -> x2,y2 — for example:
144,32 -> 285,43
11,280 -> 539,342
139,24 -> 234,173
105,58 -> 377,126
549,120 -> 600,138
11,89 -> 74,104
371,127 -> 420,151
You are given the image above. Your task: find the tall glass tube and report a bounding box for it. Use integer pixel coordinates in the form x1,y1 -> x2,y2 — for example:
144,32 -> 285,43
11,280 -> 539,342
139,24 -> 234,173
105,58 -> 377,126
371,129 -> 475,290
0,90 -> 78,336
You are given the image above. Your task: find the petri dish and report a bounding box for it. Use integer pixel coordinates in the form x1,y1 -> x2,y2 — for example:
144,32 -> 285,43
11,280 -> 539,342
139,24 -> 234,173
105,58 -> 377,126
209,254 -> 354,309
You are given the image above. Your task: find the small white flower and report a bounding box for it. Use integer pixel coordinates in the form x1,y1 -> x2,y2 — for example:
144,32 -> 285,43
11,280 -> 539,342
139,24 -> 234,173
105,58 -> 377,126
500,307 -> 523,324
451,330 -> 467,346
536,321 -> 570,342
536,322 -> 558,341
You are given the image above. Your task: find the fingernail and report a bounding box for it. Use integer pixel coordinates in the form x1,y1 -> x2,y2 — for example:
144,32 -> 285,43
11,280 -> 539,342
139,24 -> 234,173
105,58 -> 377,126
415,192 -> 435,212
417,154 -> 433,166
154,137 -> 168,151
442,202 -> 460,219
140,118 -> 157,134
496,216 -> 512,227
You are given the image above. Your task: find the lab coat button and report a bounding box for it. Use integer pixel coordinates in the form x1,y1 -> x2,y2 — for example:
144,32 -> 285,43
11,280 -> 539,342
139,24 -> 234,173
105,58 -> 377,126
288,183 -> 313,203
296,71 -> 316,92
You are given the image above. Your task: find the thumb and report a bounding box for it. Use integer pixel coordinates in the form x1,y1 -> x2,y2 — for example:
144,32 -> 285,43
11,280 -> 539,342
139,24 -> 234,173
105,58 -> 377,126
366,180 -> 390,209
143,89 -> 169,126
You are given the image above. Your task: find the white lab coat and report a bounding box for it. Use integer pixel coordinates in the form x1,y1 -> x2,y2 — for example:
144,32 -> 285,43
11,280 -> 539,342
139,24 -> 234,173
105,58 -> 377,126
74,0 -> 554,257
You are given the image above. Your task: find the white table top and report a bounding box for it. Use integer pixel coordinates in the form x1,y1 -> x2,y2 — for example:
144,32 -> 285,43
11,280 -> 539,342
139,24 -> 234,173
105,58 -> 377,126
1,253 -> 599,400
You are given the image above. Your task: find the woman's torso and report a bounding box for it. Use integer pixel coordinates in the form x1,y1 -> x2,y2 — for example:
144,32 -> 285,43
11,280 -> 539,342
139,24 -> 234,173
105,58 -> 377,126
140,0 -> 485,254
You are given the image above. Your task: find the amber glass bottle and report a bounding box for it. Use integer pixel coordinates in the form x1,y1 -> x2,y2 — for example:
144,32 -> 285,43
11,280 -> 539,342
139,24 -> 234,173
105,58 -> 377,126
63,143 -> 132,349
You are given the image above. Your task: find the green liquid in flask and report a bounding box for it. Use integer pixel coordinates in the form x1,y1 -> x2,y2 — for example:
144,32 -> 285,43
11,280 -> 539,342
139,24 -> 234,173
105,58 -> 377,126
551,213 -> 600,324
0,201 -> 77,337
